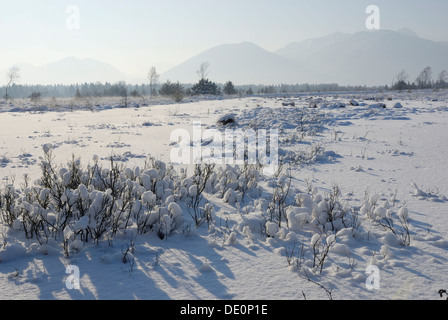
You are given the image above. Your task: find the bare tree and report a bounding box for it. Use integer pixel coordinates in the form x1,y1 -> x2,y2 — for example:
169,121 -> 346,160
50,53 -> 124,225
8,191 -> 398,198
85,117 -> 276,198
394,70 -> 409,83
118,81 -> 129,108
5,66 -> 20,100
438,70 -> 448,84
196,62 -> 210,80
415,66 -> 432,89
392,70 -> 409,91
147,66 -> 159,98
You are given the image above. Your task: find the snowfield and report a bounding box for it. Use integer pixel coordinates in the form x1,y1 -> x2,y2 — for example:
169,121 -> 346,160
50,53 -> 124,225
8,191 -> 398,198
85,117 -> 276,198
0,90 -> 447,300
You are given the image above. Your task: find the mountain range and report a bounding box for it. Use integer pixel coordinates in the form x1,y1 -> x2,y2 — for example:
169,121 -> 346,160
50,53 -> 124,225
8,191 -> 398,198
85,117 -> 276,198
2,57 -> 127,86
4,29 -> 448,86
163,29 -> 448,86
161,41 -> 325,85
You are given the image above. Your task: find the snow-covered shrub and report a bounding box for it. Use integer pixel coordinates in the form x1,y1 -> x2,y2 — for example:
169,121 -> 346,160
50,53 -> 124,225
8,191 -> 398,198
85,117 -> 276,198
361,191 -> 412,247
265,221 -> 279,238
316,185 -> 350,232
0,185 -> 20,227
185,163 -> 216,227
0,146 -> 205,253
266,174 -> 293,227
286,207 -> 310,232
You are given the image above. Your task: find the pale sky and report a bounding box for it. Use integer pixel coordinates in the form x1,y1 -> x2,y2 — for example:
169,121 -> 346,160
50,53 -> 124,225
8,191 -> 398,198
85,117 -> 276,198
1,0 -> 447,78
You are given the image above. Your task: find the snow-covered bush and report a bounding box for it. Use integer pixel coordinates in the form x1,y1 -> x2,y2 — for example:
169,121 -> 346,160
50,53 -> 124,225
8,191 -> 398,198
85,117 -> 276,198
0,142 -> 416,289
0,146 -> 195,253
0,144 -> 268,255
361,191 -> 412,247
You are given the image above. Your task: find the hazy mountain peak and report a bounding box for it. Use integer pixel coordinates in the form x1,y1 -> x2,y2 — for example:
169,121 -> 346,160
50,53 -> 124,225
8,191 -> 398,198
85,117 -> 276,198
275,32 -> 351,62
275,29 -> 448,86
397,28 -> 419,38
205,41 -> 271,54
162,41 -> 320,85
5,57 -> 127,85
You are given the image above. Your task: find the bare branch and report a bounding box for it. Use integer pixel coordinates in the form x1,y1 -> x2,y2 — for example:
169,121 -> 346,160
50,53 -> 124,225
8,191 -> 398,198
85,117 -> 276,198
147,66 -> 160,97
196,62 -> 210,80
4,66 -> 20,100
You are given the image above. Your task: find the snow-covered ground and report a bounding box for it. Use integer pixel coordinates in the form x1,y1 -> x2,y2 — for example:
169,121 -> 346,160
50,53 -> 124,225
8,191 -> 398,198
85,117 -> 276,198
0,90 -> 447,300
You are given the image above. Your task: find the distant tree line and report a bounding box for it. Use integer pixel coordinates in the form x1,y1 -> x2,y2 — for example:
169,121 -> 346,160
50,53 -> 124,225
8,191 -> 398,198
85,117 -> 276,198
1,82 -> 152,100
3,63 -> 447,101
392,67 -> 448,91
1,80 -> 385,101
